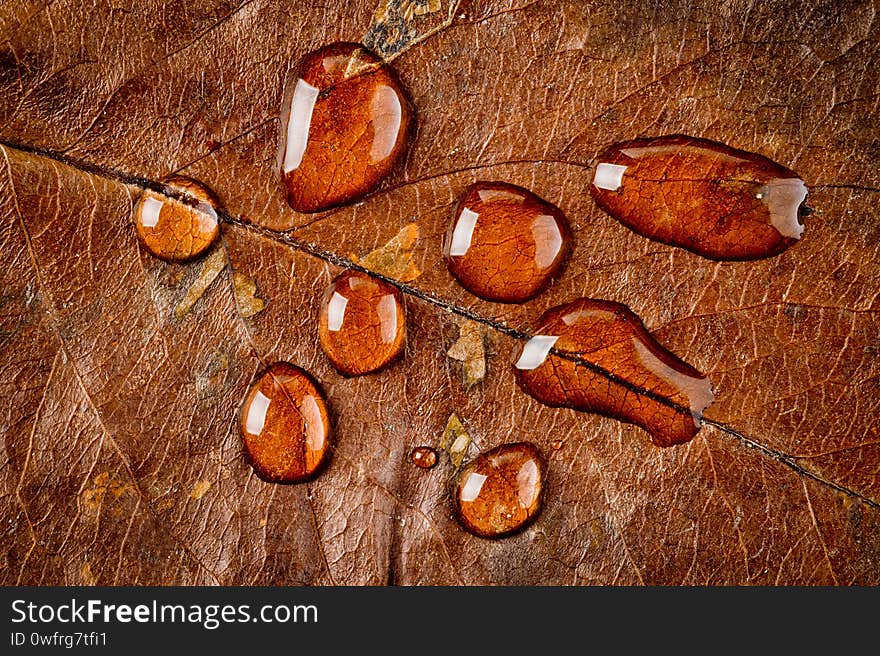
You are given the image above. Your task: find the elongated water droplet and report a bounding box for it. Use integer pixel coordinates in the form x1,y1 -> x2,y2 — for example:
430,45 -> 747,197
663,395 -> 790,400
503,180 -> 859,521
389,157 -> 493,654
319,270 -> 406,376
239,362 -> 332,483
443,182 -> 572,302
454,442 -> 545,539
134,176 -> 220,262
278,42 -> 413,213
410,446 -> 438,469
513,298 -> 713,447
589,135 -> 809,260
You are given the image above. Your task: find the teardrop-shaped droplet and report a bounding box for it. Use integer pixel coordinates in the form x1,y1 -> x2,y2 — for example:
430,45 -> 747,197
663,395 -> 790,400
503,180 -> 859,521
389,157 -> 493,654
134,176 -> 220,262
513,298 -> 713,447
278,42 -> 413,213
239,362 -> 332,483
443,182 -> 572,302
454,442 -> 545,539
319,270 -> 406,376
589,135 -> 809,260
410,446 -> 438,469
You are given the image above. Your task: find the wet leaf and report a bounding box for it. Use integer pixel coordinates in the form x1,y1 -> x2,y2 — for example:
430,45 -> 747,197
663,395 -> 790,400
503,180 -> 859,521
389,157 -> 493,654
1,0 -> 879,585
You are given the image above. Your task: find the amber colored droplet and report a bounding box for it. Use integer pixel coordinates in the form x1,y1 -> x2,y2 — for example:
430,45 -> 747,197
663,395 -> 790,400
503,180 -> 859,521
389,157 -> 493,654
134,176 -> 220,262
513,298 -> 713,447
239,362 -> 332,483
550,440 -> 564,450
410,446 -> 438,469
318,269 -> 406,376
589,134 -> 809,260
278,42 -> 413,213
454,442 -> 545,539
443,182 -> 573,302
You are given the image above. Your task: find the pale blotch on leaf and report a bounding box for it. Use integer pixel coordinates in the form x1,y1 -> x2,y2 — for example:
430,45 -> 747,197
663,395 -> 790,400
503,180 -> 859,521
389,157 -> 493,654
440,412 -> 471,468
364,0 -> 447,59
173,247 -> 227,320
80,562 -> 96,586
190,480 -> 212,500
353,222 -> 421,282
446,319 -> 486,388
232,271 -> 267,318
80,472 -> 137,514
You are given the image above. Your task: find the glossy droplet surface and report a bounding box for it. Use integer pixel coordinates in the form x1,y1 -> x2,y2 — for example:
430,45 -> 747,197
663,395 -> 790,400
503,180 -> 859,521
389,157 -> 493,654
443,182 -> 572,302
319,270 -> 406,376
239,362 -> 331,483
589,134 -> 809,260
410,446 -> 438,469
513,298 -> 713,447
134,176 -> 220,262
454,442 -> 545,539
279,42 -> 413,213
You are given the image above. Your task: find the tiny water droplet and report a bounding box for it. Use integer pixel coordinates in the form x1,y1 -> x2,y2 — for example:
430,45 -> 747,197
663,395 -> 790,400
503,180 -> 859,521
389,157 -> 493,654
589,135 -> 808,260
513,298 -> 713,447
134,176 -> 220,262
453,442 -> 544,539
410,446 -> 438,469
278,42 -> 413,213
550,440 -> 564,450
319,270 -> 406,375
239,362 -> 331,483
443,182 -> 572,302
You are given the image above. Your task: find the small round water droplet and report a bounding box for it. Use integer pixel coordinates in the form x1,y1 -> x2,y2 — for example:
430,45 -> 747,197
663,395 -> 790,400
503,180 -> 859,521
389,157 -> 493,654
239,362 -> 331,483
550,440 -> 564,450
279,42 -> 413,213
134,176 -> 220,262
410,446 -> 438,469
453,442 -> 545,539
443,182 -> 572,302
319,270 -> 406,376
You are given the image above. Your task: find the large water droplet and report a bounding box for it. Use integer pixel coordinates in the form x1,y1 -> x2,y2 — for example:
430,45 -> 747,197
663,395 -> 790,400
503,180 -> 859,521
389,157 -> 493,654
319,270 -> 406,376
134,176 -> 220,262
513,298 -> 713,447
453,442 -> 545,539
589,134 -> 808,260
239,362 -> 332,483
278,42 -> 413,213
443,182 -> 572,302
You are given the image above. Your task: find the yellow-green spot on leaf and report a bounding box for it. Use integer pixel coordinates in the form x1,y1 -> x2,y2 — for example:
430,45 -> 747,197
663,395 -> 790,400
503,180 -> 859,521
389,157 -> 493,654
446,319 -> 486,388
173,247 -> 227,320
353,222 -> 421,282
233,271 -> 266,318
440,412 -> 471,468
190,480 -> 212,500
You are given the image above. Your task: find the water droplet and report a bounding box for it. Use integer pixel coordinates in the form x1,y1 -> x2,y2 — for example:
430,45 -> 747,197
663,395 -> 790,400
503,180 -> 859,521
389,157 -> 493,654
319,270 -> 406,375
239,362 -> 332,483
443,182 -> 572,302
278,42 -> 413,213
513,298 -> 713,447
454,442 -> 544,539
589,135 -> 808,260
134,176 -> 220,262
550,440 -> 564,450
410,446 -> 438,469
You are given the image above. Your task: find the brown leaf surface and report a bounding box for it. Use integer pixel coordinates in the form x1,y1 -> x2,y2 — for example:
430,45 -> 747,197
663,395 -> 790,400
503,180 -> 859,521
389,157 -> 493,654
1,0 -> 879,585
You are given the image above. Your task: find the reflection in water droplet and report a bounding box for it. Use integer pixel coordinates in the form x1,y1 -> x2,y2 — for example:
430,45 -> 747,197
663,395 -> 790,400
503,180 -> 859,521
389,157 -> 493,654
513,298 -> 713,447
278,42 -> 413,213
443,182 -> 572,303
589,134 -> 809,260
453,442 -> 545,539
319,270 -> 406,376
410,446 -> 438,469
134,176 -> 220,262
239,362 -> 331,483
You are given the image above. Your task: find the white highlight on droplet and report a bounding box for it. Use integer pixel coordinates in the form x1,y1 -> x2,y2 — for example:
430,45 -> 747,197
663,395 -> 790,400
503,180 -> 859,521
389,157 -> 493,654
282,78 -> 320,173
245,390 -> 271,435
370,85 -> 402,163
326,292 -> 349,332
140,197 -> 164,228
593,163 -> 628,191
514,335 -> 559,370
632,339 -> 714,427
449,208 -> 479,256
757,178 -> 807,239
460,472 -> 488,502
377,294 -> 398,343
300,394 -> 324,451
516,460 -> 539,507
531,215 -> 562,269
